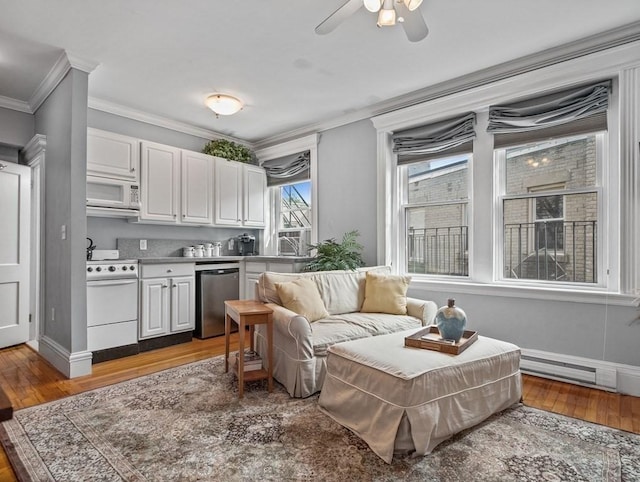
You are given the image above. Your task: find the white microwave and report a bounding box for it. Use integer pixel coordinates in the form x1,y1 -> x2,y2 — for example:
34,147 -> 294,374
86,175 -> 141,211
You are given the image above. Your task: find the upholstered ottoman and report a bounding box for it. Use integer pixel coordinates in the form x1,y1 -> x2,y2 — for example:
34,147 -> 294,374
318,329 -> 522,463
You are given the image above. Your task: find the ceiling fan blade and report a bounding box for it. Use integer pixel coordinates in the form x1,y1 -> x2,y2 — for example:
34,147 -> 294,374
315,0 -> 364,35
397,2 -> 429,42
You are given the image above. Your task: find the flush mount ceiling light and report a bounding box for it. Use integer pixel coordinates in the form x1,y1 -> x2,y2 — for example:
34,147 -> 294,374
316,0 -> 428,42
205,94 -> 243,117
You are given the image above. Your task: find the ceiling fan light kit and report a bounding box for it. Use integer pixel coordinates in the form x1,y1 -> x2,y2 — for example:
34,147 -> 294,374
315,0 -> 429,42
205,94 -> 243,117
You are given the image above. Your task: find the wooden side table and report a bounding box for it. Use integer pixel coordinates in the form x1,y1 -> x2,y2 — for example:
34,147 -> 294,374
224,299 -> 274,398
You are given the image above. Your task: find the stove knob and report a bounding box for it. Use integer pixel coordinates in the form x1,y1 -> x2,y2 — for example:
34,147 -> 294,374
122,266 -> 128,271
87,267 -> 93,272
96,267 -> 102,272
130,265 -> 136,271
108,266 -> 116,272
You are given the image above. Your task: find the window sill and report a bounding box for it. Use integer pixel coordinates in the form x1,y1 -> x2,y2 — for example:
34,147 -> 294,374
408,277 -> 639,307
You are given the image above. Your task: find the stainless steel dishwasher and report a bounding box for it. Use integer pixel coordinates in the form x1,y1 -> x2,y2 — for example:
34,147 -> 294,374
195,265 -> 240,338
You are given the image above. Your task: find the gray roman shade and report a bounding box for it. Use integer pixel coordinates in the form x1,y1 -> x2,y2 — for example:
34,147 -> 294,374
261,151 -> 310,187
392,113 -> 476,165
488,80 -> 611,148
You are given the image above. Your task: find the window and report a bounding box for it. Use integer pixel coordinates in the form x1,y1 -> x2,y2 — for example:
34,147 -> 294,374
402,154 -> 470,276
276,180 -> 311,256
499,134 -> 601,283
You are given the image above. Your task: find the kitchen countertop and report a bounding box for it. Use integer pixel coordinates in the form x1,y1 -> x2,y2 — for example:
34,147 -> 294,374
138,256 -> 313,264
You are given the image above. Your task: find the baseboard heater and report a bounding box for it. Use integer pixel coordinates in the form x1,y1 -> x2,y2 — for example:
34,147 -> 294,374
520,350 -> 617,391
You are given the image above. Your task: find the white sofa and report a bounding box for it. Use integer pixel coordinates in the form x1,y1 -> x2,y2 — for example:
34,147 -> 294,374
253,266 -> 438,398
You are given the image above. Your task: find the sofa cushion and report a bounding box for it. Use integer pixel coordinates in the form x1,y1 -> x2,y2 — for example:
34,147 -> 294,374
311,312 -> 422,357
361,272 -> 411,315
275,278 -> 329,322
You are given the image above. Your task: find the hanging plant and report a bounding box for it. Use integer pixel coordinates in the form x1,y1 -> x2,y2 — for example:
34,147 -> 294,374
304,230 -> 365,272
202,139 -> 253,163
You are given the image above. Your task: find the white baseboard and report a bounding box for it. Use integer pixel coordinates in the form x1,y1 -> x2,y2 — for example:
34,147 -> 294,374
39,336 -> 93,378
521,348 -> 640,397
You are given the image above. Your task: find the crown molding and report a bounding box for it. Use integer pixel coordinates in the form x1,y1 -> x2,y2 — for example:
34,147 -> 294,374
254,133 -> 318,162
23,134 -> 47,161
253,20 -> 640,149
87,97 -> 248,145
0,94 -> 31,113
28,51 -> 99,113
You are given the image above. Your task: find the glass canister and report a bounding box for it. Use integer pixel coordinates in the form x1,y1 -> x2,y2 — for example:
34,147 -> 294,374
434,298 -> 467,343
212,242 -> 221,257
204,243 -> 213,257
183,246 -> 195,257
194,245 -> 204,257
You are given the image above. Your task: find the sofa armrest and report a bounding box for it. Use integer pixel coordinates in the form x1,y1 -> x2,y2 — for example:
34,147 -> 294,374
264,303 -> 315,360
406,298 -> 438,326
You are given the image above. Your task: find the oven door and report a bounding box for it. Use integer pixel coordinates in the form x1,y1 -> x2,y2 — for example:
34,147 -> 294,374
87,279 -> 138,326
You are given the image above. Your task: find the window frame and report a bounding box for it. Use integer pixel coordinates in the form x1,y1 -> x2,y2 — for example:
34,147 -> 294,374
274,180 -> 312,256
399,153 -> 472,279
495,132 -> 606,288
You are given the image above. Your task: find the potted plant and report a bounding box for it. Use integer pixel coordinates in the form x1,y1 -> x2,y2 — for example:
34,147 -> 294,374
304,230 -> 364,272
202,139 -> 254,163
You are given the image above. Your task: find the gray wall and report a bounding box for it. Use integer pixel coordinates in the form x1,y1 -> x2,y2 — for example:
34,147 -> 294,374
0,106 -> 34,148
35,69 -> 88,353
317,117 -> 639,370
317,119 -> 378,266
88,109 -> 209,152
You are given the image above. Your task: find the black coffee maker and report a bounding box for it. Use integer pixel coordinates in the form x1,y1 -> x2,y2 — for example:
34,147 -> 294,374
238,233 -> 256,256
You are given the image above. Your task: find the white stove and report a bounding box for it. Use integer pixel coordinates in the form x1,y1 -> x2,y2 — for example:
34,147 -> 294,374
86,259 -> 139,354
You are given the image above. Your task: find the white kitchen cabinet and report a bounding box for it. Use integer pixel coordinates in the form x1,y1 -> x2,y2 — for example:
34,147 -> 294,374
214,158 -> 243,225
140,142 -> 214,225
214,158 -> 267,228
140,141 -> 181,223
181,150 -> 214,225
140,263 -> 195,339
242,259 -> 308,299
87,128 -> 140,181
243,164 -> 267,227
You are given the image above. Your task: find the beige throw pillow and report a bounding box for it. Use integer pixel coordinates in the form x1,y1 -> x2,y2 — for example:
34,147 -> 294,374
275,278 -> 329,322
361,271 -> 411,315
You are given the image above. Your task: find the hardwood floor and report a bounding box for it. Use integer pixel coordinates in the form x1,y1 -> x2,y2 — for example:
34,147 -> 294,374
1,337 -> 639,481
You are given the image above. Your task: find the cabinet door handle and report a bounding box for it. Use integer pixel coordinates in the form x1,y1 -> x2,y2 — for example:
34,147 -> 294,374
173,284 -> 177,288
162,284 -> 168,288
130,167 -> 135,172
167,269 -> 173,273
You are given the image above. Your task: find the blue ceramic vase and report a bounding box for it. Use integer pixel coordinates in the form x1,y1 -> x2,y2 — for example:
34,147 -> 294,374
435,298 -> 467,343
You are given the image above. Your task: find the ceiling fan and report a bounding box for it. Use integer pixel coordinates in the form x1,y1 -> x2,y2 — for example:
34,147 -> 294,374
315,0 -> 429,42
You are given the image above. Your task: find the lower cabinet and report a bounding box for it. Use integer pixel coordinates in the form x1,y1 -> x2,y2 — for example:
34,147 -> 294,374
140,263 -> 195,339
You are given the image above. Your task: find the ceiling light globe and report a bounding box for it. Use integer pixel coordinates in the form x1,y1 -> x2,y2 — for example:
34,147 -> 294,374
363,0 -> 382,13
205,94 -> 243,116
377,8 -> 396,27
405,0 -> 423,11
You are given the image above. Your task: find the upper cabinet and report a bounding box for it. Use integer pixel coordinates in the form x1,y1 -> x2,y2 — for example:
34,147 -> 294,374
244,164 -> 267,227
87,128 -> 140,182
181,151 -> 214,225
140,141 -> 181,223
140,141 -> 214,225
214,158 -> 266,228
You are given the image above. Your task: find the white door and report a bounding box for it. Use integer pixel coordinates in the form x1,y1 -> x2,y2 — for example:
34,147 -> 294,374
243,165 -> 267,227
0,161 -> 31,348
139,278 -> 169,338
170,276 -> 195,332
214,158 -> 242,226
181,151 -> 213,225
140,141 -> 180,223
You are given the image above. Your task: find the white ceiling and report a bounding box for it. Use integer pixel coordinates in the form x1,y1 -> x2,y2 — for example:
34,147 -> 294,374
1,1 -> 639,145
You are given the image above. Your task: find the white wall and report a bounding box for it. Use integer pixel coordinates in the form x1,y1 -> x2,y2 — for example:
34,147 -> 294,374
317,119 -> 378,265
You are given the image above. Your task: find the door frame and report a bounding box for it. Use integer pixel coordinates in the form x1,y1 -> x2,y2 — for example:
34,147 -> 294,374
24,134 -> 46,351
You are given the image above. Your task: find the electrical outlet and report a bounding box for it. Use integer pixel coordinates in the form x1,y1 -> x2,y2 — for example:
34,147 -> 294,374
140,239 -> 147,250
60,225 -> 66,240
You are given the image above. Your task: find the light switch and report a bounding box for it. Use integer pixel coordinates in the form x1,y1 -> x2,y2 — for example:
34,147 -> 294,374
140,239 -> 147,250
61,225 -> 66,240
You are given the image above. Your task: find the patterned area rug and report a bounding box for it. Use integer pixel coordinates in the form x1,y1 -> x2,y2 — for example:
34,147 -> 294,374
1,356 -> 638,481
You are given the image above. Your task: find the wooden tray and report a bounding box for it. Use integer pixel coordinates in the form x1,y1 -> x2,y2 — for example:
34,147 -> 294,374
405,325 -> 478,355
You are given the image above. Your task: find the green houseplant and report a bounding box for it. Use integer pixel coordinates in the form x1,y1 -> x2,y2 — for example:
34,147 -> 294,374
202,139 -> 253,163
304,230 -> 365,272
